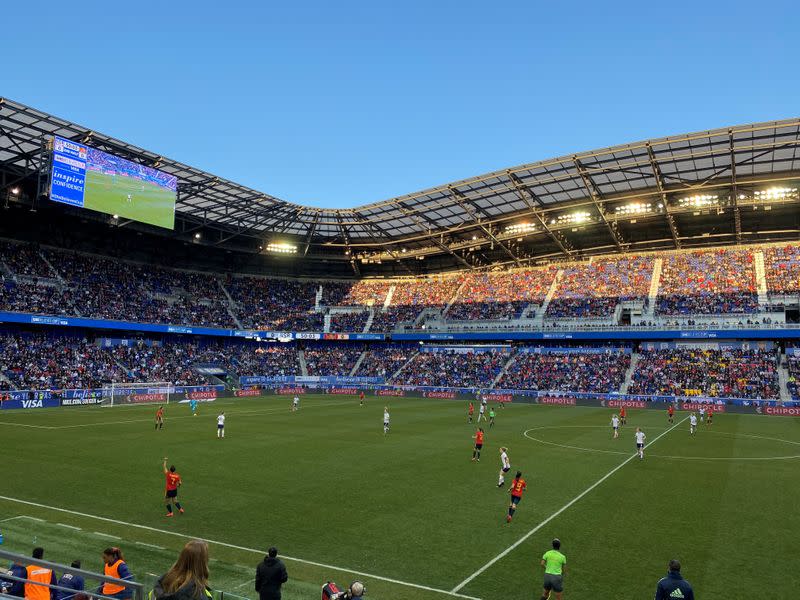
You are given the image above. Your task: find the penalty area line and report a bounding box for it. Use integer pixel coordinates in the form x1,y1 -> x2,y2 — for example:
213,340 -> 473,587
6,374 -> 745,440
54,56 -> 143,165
0,495 -> 480,600
451,417 -> 689,594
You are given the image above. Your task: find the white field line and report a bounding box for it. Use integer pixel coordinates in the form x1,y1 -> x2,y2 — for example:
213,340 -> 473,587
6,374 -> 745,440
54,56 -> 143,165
134,541 -> 165,550
451,417 -> 689,593
234,578 -> 255,590
0,496 -> 480,600
0,515 -> 24,523
55,522 -> 81,530
92,531 -> 119,539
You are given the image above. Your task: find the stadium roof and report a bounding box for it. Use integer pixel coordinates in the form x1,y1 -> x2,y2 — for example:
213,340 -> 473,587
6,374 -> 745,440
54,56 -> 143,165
1,97 -> 800,274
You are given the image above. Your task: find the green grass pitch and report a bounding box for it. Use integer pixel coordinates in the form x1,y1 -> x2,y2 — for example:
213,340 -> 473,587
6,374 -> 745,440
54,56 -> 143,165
84,169 -> 175,229
2,396 -> 799,599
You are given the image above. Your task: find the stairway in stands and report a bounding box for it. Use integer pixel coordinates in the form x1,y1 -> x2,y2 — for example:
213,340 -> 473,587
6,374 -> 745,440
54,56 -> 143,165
388,351 -> 420,383
298,350 -> 308,376
619,352 -> 640,394
533,269 -> 562,324
645,258 -> 662,317
490,352 -> 517,389
217,280 -> 244,329
349,351 -> 368,376
362,309 -> 375,333
753,250 -> 769,307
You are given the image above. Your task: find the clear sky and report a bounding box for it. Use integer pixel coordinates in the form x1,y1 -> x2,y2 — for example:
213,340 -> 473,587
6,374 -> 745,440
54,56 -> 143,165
3,1 -> 798,208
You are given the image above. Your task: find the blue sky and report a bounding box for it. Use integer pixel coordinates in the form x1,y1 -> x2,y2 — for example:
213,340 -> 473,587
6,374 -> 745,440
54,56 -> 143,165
3,1 -> 797,208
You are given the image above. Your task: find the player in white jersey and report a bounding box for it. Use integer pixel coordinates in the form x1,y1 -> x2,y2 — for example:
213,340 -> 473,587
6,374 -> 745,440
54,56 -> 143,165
217,412 -> 225,439
689,413 -> 698,435
698,406 -> 706,422
611,414 -> 620,438
634,427 -> 646,459
383,406 -> 390,435
497,447 -> 511,487
478,402 -> 487,423
292,396 -> 300,411
126,193 -> 132,203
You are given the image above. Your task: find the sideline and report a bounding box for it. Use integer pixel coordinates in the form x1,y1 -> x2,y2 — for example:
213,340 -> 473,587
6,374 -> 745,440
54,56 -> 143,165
451,417 -> 689,593
0,495 -> 480,600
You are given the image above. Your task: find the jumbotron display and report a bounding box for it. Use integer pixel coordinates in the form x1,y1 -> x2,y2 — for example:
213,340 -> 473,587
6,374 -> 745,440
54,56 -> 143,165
50,135 -> 177,229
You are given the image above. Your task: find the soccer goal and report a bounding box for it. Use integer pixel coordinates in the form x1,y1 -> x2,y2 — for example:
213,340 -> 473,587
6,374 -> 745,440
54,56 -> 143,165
101,382 -> 175,407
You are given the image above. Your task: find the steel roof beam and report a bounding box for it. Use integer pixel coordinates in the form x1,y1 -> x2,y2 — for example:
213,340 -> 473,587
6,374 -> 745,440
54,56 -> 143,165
645,143 -> 681,249
448,186 -> 521,266
507,172 -> 575,259
335,213 -> 360,276
573,157 -> 627,252
398,201 -> 476,270
729,129 -> 742,245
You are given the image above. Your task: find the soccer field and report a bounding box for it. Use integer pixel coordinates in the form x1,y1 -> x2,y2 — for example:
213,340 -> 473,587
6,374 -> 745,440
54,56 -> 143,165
84,169 -> 175,229
2,396 -> 799,599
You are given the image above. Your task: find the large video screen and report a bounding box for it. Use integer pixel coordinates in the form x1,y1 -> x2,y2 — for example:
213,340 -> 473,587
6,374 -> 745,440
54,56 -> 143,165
50,136 -> 176,230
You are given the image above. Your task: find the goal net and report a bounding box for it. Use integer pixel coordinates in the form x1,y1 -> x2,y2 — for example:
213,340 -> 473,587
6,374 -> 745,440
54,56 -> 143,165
101,382 -> 175,407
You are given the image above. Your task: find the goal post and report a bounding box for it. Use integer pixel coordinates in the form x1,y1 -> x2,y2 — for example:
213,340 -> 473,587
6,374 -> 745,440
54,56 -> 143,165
101,382 -> 175,407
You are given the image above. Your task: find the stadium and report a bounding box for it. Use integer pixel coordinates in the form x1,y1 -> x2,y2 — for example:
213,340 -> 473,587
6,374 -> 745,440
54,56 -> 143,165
2,94 -> 800,600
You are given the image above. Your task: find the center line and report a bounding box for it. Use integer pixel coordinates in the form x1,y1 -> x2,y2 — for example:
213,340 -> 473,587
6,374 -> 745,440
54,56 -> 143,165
451,417 -> 688,593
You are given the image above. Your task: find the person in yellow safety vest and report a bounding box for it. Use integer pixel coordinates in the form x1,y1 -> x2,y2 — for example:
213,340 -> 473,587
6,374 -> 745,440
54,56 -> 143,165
97,548 -> 134,600
25,547 -> 57,600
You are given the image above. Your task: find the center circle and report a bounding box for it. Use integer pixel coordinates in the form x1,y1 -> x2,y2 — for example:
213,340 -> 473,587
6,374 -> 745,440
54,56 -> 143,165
522,426 -> 800,461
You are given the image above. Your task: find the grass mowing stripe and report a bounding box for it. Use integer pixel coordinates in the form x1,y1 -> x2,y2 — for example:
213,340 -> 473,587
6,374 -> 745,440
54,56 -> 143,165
0,495 -> 481,600
0,421 -> 54,429
48,400 -> 356,430
451,416 -> 689,593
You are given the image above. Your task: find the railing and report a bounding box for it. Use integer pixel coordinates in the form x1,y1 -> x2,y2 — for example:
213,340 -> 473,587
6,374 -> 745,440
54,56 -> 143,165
0,548 -> 144,600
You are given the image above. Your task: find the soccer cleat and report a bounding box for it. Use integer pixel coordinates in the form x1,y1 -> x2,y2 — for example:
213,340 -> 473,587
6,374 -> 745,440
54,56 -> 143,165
178,508 -> 185,514
166,512 -> 174,517
506,515 -> 512,523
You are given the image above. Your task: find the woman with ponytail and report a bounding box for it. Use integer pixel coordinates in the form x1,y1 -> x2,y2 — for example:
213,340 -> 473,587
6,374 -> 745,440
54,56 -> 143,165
98,547 -> 134,600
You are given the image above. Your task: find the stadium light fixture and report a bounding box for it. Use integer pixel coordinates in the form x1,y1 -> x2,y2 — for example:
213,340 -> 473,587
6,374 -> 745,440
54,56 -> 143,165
614,202 -> 653,216
194,233 -> 201,240
10,187 -> 19,195
266,242 -> 297,254
754,187 -> 798,201
677,194 -> 718,209
505,222 -> 536,235
112,214 -> 119,219
554,211 -> 592,225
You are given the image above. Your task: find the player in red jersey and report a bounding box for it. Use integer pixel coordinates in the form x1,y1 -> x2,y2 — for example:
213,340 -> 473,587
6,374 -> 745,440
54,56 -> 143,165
467,402 -> 475,424
706,407 -> 713,426
667,404 -> 675,424
619,406 -> 627,426
359,391 -> 365,406
507,471 -> 527,523
162,457 -> 184,517
155,406 -> 164,430
471,428 -> 484,461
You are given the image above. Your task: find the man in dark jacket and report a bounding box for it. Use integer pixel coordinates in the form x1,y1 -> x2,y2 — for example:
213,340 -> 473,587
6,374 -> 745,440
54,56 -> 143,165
55,561 -> 85,600
255,547 -> 288,600
654,559 -> 694,600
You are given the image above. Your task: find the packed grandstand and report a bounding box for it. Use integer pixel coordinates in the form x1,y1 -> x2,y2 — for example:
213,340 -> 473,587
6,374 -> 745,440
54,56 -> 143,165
0,238 -> 798,401
1,100 -> 799,408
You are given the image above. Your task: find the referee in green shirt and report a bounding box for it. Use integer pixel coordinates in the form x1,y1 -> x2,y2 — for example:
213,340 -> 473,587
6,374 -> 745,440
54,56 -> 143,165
540,538 -> 566,600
